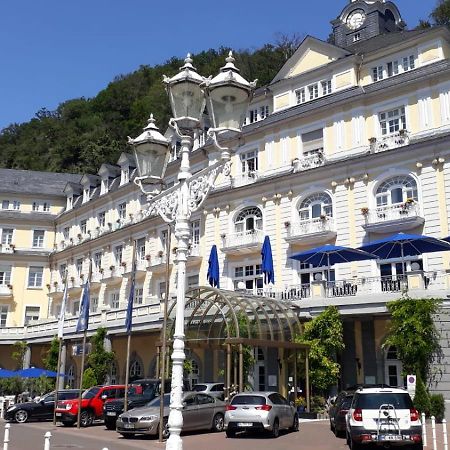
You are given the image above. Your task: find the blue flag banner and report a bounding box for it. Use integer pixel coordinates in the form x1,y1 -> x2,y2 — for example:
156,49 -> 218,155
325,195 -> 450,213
76,281 -> 90,333
57,283 -> 68,339
125,260 -> 136,334
261,236 -> 275,285
207,245 -> 220,288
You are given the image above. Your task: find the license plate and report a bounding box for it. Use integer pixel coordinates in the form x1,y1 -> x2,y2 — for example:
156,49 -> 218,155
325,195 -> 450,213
237,422 -> 252,427
124,423 -> 134,429
379,435 -> 402,441
56,413 -> 62,417
106,412 -> 116,416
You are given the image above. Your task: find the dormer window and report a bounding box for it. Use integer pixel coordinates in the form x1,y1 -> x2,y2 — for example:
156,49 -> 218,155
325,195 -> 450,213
120,167 -> 130,186
66,196 -> 73,210
83,188 -> 90,204
118,202 -> 126,220
80,220 -> 87,235
353,33 -> 361,42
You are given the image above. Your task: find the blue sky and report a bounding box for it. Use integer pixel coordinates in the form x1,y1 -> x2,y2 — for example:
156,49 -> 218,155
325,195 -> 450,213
0,0 -> 434,131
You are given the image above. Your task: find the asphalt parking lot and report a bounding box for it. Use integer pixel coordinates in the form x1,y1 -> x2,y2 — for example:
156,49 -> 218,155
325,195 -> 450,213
1,419 -> 347,450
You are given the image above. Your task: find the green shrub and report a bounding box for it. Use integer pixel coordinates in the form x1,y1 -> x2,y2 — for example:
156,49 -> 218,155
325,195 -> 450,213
81,368 -> 97,389
430,394 -> 445,423
311,395 -> 327,413
414,374 -> 431,417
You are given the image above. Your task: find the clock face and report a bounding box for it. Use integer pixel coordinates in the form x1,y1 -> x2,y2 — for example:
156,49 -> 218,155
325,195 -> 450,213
347,9 -> 366,30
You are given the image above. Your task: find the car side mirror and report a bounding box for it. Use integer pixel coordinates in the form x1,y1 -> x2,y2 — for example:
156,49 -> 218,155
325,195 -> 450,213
289,401 -> 294,407
101,394 -> 108,401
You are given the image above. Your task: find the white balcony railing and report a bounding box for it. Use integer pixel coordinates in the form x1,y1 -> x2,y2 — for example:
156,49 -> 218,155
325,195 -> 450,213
364,202 -> 421,225
149,254 -> 168,267
188,244 -> 200,258
222,229 -> 265,250
370,131 -> 410,153
292,152 -> 325,173
0,244 -> 14,254
287,217 -> 335,239
231,171 -> 259,188
0,285 -> 12,297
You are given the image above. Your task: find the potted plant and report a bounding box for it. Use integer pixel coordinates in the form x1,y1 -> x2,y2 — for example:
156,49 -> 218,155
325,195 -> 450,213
284,221 -> 291,228
361,206 -> 369,216
368,137 -> 377,144
145,254 -> 151,261
295,396 -> 307,413
109,265 -> 115,271
121,261 -> 127,267
320,214 -> 327,221
157,250 -> 164,258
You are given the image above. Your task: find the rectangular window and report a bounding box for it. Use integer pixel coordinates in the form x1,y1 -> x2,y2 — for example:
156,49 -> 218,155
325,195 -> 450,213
158,281 -> 167,299
76,258 -> 83,276
118,202 -> 127,220
32,230 -> 45,248
134,287 -> 143,305
403,55 -> 415,71
249,109 -> 258,123
83,188 -> 90,203
110,292 -> 120,309
93,252 -> 102,270
136,238 -> 146,261
233,264 -> 263,293
160,230 -> 168,253
121,168 -> 129,185
24,306 -> 40,325
190,220 -> 200,245
28,266 -> 43,288
90,297 -> 98,313
240,150 -> 258,174
308,83 -> 319,100
100,178 -> 108,195
260,105 -> 269,119
187,275 -> 199,289
114,245 -> 123,264
80,220 -> 87,235
302,128 -> 324,154
0,306 -> 7,327
98,211 -> 106,227
0,267 -> 11,285
12,201 -> 20,210
372,66 -> 384,82
59,264 -> 67,280
1,229 -> 13,245
72,301 -> 80,315
296,88 -> 306,104
42,202 -> 50,212
379,106 -> 407,135
63,227 -> 70,240
32,202 -> 39,211
1,200 -> 9,210
387,60 -> 399,77
353,33 -> 361,42
321,80 -> 332,95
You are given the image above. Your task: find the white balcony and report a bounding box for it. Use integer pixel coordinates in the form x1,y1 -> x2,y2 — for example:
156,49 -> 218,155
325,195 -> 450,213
221,229 -> 265,255
0,285 -> 12,298
187,244 -> 202,264
285,217 -> 336,245
102,266 -> 125,282
292,152 -> 325,173
370,130 -> 410,153
362,202 -> 424,233
231,171 -> 259,188
148,254 -> 171,273
0,244 -> 14,254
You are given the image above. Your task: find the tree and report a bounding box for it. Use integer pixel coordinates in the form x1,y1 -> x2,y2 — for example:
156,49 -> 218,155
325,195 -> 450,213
12,341 -> 28,370
413,372 -> 431,416
294,306 -> 344,394
431,0 -> 450,27
384,297 -> 442,382
86,328 -> 115,385
82,368 -> 97,389
43,336 -> 60,372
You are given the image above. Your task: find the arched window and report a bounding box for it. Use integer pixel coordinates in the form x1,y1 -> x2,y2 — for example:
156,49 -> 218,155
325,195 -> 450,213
298,193 -> 333,221
234,207 -> 263,233
129,359 -> 143,381
376,176 -> 418,207
67,364 -> 75,388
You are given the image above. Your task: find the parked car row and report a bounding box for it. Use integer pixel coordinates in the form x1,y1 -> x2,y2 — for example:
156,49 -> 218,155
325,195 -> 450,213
5,381 -> 300,440
329,386 -> 423,450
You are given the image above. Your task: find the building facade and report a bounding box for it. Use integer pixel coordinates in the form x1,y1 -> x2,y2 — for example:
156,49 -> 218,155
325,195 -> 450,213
2,0 -> 450,398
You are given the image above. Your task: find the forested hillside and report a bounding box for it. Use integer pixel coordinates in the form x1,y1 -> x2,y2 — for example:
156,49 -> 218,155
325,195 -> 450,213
0,42 -> 298,174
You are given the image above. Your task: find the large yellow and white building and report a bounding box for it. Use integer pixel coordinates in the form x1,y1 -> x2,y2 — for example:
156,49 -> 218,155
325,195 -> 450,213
2,0 -> 450,397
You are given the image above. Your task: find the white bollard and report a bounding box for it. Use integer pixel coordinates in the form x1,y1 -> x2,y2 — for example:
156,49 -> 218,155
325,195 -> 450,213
43,431 -> 51,450
101,448 -> 109,450
443,419 -> 448,450
422,412 -> 428,447
432,416 -> 437,450
3,423 -> 10,450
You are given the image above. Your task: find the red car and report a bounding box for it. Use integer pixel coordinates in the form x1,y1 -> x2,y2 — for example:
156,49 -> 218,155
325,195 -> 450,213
55,385 -> 126,427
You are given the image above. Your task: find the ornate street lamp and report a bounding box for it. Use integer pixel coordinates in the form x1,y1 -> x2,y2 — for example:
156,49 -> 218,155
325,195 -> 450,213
130,52 -> 255,450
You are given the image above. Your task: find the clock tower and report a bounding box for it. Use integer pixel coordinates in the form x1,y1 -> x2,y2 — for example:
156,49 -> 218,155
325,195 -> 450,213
331,0 -> 406,48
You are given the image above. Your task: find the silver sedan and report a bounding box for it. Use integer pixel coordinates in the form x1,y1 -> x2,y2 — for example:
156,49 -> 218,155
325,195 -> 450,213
116,392 -> 225,439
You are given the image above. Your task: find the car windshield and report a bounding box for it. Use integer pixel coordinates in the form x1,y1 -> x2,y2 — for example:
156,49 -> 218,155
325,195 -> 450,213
82,387 -> 100,399
231,395 -> 265,406
59,391 -> 79,400
39,393 -> 53,402
355,393 -> 413,409
192,385 -> 207,392
147,395 -> 171,407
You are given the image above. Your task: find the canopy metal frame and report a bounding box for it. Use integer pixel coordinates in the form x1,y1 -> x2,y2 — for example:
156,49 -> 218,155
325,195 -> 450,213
156,286 -> 310,409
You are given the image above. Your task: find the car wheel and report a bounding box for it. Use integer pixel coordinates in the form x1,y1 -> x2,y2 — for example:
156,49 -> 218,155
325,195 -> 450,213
290,414 -> 299,432
350,438 -> 363,450
226,429 -> 236,438
212,413 -> 224,432
271,419 -> 280,438
14,409 -> 29,423
80,410 -> 94,427
346,430 -> 351,446
105,421 -> 116,430
160,417 -> 170,440
120,434 -> 134,439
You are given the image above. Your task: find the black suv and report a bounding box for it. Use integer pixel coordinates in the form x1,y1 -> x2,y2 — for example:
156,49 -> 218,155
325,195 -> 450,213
103,378 -> 171,430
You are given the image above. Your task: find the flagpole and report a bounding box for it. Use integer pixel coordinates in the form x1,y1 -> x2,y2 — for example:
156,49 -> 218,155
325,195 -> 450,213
159,225 -> 171,443
124,240 -> 137,413
53,269 -> 68,425
76,258 -> 92,429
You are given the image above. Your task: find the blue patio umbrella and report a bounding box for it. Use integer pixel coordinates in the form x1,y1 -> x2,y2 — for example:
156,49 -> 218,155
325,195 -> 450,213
0,368 -> 16,378
261,236 -> 275,284
207,245 -> 220,288
16,367 -> 61,378
358,233 -> 450,264
289,244 -> 378,281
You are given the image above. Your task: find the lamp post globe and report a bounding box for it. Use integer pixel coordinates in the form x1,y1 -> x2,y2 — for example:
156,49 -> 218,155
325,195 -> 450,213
163,54 -> 206,130
203,51 -> 257,134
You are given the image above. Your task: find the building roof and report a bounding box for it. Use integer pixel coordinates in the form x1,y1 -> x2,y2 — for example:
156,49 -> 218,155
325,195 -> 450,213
0,168 -> 82,197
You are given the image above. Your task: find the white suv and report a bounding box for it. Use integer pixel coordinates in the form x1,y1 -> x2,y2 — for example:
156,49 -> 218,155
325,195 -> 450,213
346,387 -> 422,450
